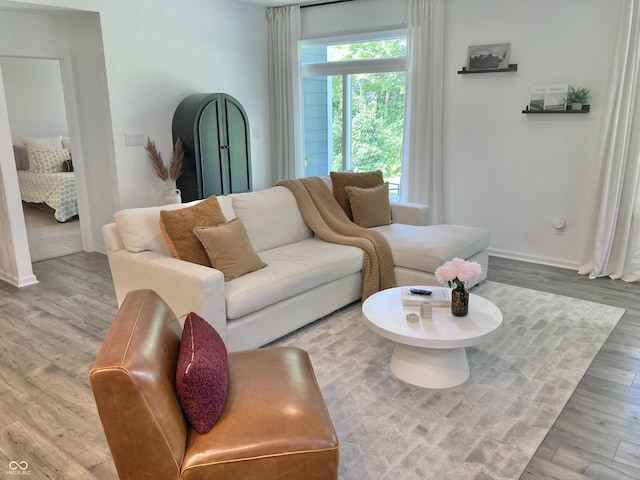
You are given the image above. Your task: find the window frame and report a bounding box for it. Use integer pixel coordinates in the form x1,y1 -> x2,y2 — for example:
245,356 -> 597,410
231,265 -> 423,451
300,29 -> 407,175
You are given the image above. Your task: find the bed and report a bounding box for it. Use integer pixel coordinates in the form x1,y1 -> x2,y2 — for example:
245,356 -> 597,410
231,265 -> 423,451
13,140 -> 79,223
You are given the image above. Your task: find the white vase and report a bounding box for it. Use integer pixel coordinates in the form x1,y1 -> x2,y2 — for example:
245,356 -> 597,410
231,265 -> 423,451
162,188 -> 182,205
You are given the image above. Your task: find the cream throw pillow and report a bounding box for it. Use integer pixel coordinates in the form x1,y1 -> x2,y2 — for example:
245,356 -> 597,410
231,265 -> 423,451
194,219 -> 267,281
345,182 -> 391,228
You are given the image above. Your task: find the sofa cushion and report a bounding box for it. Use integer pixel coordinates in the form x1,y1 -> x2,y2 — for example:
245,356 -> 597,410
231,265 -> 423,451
371,223 -> 490,273
224,238 -> 363,320
194,219 -> 267,282
330,170 -> 384,220
345,182 -> 391,228
229,186 -> 313,253
160,196 -> 228,267
114,197 -> 235,255
176,312 -> 228,435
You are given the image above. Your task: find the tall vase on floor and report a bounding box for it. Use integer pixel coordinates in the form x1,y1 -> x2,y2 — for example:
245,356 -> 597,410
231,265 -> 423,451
451,285 -> 469,317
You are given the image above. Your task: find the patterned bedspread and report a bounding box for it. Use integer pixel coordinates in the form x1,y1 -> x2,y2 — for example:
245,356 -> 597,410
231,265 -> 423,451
17,170 -> 78,222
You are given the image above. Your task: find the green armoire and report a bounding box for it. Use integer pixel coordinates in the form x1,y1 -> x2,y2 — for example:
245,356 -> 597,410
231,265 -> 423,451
172,93 -> 251,202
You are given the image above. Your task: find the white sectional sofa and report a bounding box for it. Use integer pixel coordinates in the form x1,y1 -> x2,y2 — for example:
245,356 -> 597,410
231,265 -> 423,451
102,178 -> 489,352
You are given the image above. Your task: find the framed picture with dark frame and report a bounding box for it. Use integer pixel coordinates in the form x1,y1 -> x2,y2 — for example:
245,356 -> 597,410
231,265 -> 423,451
466,43 -> 510,71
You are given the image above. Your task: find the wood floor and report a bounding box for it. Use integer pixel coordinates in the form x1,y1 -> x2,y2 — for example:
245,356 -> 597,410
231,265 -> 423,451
0,253 -> 638,479
489,257 -> 640,480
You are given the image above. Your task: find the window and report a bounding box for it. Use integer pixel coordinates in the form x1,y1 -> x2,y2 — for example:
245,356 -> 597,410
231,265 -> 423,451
301,32 -> 407,198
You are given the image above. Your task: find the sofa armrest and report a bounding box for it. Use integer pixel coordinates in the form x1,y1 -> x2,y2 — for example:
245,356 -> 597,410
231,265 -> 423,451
105,248 -> 229,344
390,202 -> 430,226
103,222 -> 125,252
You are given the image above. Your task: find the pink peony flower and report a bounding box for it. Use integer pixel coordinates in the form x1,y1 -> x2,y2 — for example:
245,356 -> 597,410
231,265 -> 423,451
434,258 -> 482,288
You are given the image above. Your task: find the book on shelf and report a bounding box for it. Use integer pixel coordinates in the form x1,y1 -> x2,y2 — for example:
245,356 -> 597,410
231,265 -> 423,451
544,84 -> 568,111
528,86 -> 546,111
401,287 -> 450,307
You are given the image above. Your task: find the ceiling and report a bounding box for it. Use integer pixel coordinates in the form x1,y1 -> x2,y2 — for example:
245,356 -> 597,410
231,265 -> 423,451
231,0 -> 335,7
232,0 -> 301,5
0,0 -> 86,15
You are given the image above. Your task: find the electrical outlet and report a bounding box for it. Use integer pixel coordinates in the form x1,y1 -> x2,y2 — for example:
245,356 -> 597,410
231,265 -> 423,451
553,218 -> 566,235
125,132 -> 145,146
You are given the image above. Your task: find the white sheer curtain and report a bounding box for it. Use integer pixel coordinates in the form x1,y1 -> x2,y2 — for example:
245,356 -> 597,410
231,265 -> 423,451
267,6 -> 304,183
400,0 -> 445,224
579,0 -> 640,282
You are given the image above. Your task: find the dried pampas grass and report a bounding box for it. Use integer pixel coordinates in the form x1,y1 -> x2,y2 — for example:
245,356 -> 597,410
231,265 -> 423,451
145,136 -> 184,182
169,137 -> 184,182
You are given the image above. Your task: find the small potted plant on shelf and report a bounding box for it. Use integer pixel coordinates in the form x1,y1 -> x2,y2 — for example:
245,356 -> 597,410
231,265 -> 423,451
566,86 -> 591,111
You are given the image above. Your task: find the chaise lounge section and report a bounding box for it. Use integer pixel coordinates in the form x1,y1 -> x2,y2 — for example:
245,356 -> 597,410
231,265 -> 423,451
102,175 -> 489,351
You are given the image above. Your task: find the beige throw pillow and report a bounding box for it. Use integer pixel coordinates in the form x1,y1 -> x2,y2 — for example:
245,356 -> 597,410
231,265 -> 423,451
345,182 -> 391,228
194,219 -> 267,281
330,170 -> 384,220
159,196 -> 227,267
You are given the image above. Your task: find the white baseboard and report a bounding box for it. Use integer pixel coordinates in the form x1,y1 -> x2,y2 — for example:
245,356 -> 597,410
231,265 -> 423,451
487,248 -> 579,271
0,270 -> 38,288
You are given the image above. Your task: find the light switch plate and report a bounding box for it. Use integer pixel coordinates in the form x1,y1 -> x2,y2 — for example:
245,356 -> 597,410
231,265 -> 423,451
125,132 -> 145,146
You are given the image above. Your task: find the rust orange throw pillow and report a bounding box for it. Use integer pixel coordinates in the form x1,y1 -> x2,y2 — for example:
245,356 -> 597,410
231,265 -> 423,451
159,196 -> 227,267
330,170 -> 384,220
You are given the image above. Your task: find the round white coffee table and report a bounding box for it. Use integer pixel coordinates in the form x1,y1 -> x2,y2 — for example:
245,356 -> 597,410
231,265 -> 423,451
362,286 -> 502,389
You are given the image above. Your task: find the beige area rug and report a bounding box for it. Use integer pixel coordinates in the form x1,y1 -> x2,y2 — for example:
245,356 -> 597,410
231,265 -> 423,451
22,203 -> 82,262
270,281 -> 625,480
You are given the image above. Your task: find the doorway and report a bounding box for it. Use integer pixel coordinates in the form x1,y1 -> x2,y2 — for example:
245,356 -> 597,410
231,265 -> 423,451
1,56 -> 83,262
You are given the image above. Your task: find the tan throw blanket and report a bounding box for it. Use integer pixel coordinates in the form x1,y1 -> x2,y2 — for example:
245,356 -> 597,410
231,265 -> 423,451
278,177 -> 396,300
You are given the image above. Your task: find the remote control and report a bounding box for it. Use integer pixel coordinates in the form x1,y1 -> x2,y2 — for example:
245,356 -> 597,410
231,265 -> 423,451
409,288 -> 432,295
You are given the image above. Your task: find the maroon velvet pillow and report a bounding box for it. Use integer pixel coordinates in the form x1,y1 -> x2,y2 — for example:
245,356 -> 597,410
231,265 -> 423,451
175,312 -> 228,434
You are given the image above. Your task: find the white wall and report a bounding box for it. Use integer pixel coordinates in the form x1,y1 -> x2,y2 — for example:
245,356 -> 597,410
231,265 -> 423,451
302,0 -> 623,270
0,57 -> 68,145
443,0 -> 622,268
0,0 -> 270,286
0,0 -> 625,281
0,8 -> 116,286
91,0 -> 270,207
0,68 -> 36,287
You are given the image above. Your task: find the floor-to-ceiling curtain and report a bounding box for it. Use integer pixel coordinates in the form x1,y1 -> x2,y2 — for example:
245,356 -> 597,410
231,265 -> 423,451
267,6 -> 304,184
400,0 -> 444,224
579,0 -> 640,282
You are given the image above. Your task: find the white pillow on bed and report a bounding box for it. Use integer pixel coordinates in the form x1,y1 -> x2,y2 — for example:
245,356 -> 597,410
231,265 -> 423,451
30,148 -> 71,173
22,135 -> 63,170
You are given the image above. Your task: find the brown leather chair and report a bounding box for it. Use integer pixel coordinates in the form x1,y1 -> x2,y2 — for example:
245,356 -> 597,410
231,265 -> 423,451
90,289 -> 339,479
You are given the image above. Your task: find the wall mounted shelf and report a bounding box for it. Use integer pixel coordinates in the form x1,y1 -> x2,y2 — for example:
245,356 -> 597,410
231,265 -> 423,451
522,104 -> 590,114
458,64 -> 518,74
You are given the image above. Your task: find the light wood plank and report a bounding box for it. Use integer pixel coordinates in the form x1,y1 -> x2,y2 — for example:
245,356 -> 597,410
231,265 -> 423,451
0,421 -> 102,480
488,256 -> 640,480
615,440 -> 640,469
